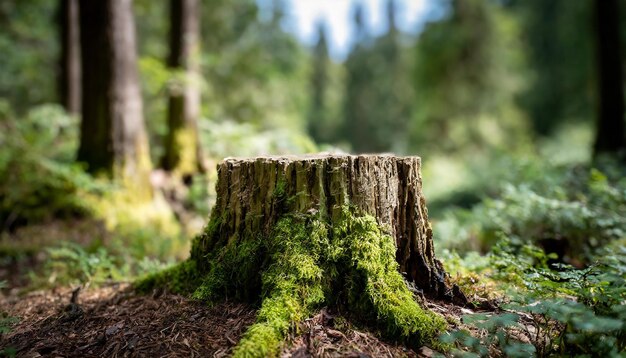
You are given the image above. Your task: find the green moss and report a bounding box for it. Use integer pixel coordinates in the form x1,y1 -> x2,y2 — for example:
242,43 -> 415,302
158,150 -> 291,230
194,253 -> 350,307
172,127 -> 200,176
273,178 -> 287,200
135,259 -> 201,294
233,217 -> 327,357
192,238 -> 264,302
190,212 -> 223,260
139,206 -> 447,356
335,210 -> 447,345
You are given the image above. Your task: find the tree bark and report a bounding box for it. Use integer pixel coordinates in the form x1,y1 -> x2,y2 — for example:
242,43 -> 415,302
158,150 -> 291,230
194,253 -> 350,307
192,154 -> 459,300
58,0 -> 81,115
77,0 -> 151,183
161,0 -> 203,175
593,0 -> 626,157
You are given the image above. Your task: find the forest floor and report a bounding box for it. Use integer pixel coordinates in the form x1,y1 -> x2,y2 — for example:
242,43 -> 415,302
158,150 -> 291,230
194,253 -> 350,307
0,283 -> 470,357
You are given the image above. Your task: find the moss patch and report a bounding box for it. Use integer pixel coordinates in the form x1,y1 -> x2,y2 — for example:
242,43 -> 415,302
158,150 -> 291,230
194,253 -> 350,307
137,207 -> 447,356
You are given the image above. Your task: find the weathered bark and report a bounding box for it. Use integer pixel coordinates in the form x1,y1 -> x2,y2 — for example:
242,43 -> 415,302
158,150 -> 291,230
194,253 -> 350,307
192,154 -> 458,300
593,0 -> 626,157
58,0 -> 81,115
161,0 -> 203,175
77,0 -> 151,182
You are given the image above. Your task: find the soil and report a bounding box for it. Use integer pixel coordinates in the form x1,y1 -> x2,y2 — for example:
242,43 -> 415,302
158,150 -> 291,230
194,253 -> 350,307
0,284 -> 468,357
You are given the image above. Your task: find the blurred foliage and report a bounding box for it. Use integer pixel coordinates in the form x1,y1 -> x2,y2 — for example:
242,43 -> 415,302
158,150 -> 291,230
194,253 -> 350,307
34,242 -> 169,287
413,0 -> 530,155
308,22 -> 345,145
199,120 -> 317,159
133,0 -> 312,163
0,101 -> 184,262
82,187 -> 186,260
433,157 -> 626,262
0,101 -> 98,229
0,0 -> 58,113
0,0 -> 616,158
443,240 -> 626,357
507,0 -> 595,136
437,157 -> 626,356
341,2 -> 415,153
0,101 -> 185,291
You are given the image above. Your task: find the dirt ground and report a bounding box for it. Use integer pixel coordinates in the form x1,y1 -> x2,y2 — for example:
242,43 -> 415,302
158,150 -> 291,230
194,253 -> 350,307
0,284 -> 465,357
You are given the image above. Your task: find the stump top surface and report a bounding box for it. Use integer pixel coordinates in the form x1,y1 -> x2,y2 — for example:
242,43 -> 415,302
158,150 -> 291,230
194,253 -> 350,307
222,153 -> 421,164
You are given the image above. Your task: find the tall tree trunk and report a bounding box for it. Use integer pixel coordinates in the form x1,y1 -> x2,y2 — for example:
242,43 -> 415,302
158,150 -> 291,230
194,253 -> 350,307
77,0 -> 151,184
58,0 -> 81,115
161,0 -> 203,175
593,0 -> 626,157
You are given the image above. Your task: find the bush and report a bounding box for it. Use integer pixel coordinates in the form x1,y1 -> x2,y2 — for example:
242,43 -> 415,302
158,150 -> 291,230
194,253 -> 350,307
0,280 -> 18,357
32,243 -> 169,287
435,160 -> 626,264
0,101 -> 184,289
0,102 -> 104,229
443,241 -> 626,357
437,158 -> 626,356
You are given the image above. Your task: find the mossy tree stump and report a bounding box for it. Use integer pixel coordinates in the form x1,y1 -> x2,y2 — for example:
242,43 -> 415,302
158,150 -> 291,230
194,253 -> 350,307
142,154 -> 462,357
194,154 -> 451,298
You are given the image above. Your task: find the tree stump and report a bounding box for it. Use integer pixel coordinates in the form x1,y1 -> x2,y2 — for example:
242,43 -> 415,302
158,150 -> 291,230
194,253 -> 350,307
193,154 -> 451,299
142,154 -> 463,357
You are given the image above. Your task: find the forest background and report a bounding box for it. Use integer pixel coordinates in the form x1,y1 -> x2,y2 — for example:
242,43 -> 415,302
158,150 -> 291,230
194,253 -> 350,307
1,0 -> 626,356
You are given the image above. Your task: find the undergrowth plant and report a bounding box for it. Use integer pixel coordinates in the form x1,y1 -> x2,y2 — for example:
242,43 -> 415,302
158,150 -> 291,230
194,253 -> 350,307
434,162 -> 626,261
436,162 -> 626,356
443,240 -> 626,357
31,243 -> 170,288
0,280 -> 18,357
0,103 -> 101,229
0,102 -> 187,290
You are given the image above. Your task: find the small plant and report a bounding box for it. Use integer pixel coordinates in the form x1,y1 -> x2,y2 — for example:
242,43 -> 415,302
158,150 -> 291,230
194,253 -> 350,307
441,312 -> 536,357
434,162 -> 626,264
0,103 -> 112,230
0,280 -> 18,357
185,173 -> 212,217
443,241 -> 626,357
33,243 -> 169,287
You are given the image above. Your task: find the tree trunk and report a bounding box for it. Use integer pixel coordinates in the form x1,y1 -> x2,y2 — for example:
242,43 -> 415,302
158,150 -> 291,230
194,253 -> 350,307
161,0 -> 203,175
308,22 -> 330,143
58,0 -> 81,115
593,0 -> 626,157
192,154 -> 459,300
77,0 -> 151,184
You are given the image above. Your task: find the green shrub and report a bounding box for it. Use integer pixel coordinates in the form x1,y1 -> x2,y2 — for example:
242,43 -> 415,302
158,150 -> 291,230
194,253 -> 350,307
0,280 -> 18,357
32,243 -> 169,287
444,241 -> 626,356
0,102 -> 104,228
435,162 -> 626,264
437,158 -> 626,356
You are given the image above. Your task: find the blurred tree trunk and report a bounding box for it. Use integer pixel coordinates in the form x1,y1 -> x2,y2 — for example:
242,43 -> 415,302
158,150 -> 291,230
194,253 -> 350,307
593,0 -> 626,157
308,22 -> 330,142
161,0 -> 203,176
77,0 -> 151,187
58,0 -> 81,115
